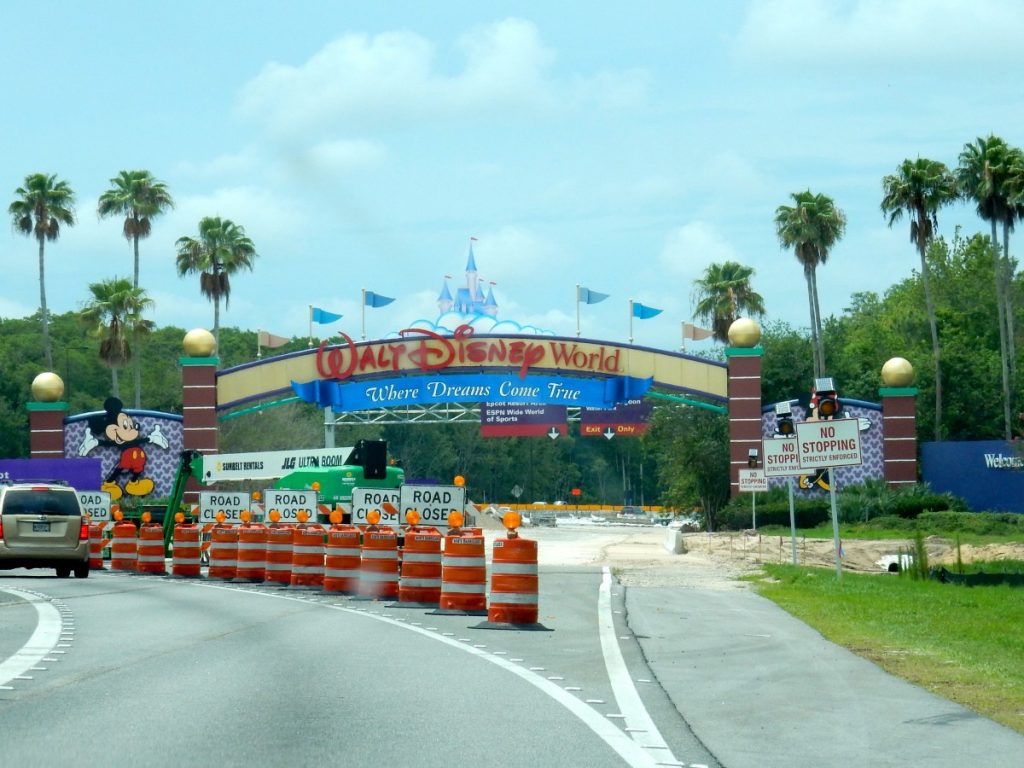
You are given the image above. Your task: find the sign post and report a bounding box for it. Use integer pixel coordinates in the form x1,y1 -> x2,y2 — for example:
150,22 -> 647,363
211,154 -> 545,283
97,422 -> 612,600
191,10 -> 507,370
737,469 -> 767,528
796,418 -> 863,579
762,438 -> 802,564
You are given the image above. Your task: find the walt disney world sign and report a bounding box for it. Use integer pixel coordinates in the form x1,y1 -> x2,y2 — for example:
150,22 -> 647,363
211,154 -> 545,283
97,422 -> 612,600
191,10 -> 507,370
292,326 -> 651,411
214,325 -> 728,415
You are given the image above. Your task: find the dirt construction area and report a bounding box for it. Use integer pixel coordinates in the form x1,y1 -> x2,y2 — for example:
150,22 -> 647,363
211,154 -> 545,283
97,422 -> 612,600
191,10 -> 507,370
477,514 -> 1024,589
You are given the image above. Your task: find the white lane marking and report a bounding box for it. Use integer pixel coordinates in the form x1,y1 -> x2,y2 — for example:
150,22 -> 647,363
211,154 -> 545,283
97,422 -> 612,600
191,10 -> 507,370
599,567 -> 681,763
0,588 -> 63,687
176,579 -> 663,768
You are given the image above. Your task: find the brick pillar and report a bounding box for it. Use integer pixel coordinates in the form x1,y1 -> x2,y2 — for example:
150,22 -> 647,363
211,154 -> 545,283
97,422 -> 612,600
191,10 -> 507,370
880,387 -> 917,487
181,355 -> 218,504
726,347 -> 763,498
28,402 -> 69,459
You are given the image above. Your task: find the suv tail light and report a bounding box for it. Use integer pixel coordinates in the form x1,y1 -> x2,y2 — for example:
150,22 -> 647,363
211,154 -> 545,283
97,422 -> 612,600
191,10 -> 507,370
0,518 -> 4,541
79,520 -> 89,540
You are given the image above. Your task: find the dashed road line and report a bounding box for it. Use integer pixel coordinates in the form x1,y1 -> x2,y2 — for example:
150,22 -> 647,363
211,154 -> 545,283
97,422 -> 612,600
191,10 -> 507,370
0,587 -> 65,689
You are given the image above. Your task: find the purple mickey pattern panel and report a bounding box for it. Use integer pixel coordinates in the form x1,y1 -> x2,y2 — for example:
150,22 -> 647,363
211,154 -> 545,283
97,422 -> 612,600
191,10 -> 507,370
762,402 -> 884,496
64,413 -> 184,499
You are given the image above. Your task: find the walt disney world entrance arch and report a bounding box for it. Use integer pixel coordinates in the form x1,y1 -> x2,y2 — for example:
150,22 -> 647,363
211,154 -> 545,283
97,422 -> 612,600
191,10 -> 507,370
215,324 -> 728,430
26,320 -> 917,499
200,320 -> 917,497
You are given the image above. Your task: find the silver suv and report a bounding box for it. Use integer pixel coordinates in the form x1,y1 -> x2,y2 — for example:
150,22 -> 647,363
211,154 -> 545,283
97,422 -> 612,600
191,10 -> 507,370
0,481 -> 90,578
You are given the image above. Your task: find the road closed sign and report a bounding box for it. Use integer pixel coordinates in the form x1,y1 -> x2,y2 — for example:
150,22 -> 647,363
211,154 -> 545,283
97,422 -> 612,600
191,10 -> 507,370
198,491 -> 252,525
262,489 -> 318,524
398,484 -> 467,528
77,490 -> 111,521
738,469 -> 768,493
762,438 -> 802,477
795,418 -> 863,469
351,488 -> 401,526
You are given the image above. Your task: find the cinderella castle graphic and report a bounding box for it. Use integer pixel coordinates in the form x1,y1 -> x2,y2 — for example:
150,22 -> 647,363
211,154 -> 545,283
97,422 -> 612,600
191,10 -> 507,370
436,239 -> 499,317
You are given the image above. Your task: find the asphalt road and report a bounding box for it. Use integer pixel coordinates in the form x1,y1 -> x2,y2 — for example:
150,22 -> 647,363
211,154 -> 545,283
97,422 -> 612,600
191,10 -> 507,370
3,523 -> 1023,768
0,561 -> 715,768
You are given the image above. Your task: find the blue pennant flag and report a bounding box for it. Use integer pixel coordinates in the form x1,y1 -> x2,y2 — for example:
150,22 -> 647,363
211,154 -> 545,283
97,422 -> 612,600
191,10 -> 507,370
579,286 -> 610,305
632,301 -> 663,320
364,291 -> 395,308
311,306 -> 343,324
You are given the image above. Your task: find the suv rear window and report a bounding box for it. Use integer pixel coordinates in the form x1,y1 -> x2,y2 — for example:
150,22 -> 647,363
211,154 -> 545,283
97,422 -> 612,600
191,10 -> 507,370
2,489 -> 81,516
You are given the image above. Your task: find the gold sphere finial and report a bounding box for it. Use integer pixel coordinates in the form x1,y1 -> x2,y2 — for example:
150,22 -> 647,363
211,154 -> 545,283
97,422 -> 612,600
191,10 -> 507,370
183,328 -> 217,357
727,318 -> 761,348
31,372 -> 65,402
881,357 -> 914,387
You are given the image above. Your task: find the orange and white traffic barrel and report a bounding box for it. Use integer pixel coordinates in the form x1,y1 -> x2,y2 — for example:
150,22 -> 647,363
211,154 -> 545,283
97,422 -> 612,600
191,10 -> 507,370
136,521 -> 167,575
398,517 -> 442,606
110,520 -> 138,571
264,524 -> 294,585
358,519 -> 399,600
487,536 -> 539,624
478,510 -> 549,630
208,524 -> 239,580
290,523 -> 326,589
88,522 -> 108,570
324,523 -> 361,594
234,522 -> 267,583
171,522 -> 202,578
436,514 -> 487,615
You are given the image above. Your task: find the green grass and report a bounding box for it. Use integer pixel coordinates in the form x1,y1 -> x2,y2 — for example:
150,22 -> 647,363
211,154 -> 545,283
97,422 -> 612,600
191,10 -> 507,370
753,563 -> 1024,734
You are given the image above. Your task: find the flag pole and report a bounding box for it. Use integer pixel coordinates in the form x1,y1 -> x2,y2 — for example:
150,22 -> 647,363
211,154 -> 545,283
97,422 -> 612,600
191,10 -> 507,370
361,288 -> 366,340
308,305 -> 313,347
680,321 -> 685,353
576,284 -> 581,337
628,299 -> 634,344
257,329 -> 262,359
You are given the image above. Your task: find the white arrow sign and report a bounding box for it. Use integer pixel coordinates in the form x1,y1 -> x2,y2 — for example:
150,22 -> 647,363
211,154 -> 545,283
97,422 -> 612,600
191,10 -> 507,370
603,428 -> 615,440
548,427 -> 560,440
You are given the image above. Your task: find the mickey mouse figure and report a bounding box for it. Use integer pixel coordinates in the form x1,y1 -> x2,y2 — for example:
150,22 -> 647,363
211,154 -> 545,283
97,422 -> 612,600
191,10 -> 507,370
79,396 -> 169,500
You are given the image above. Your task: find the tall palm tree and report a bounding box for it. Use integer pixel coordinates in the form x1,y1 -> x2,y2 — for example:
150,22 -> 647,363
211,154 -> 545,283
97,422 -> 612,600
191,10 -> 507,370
97,169 -> 174,408
691,261 -> 766,343
774,190 -> 847,378
881,158 -> 958,441
80,278 -> 155,398
956,135 -> 1017,439
8,173 -> 76,370
175,216 -> 258,348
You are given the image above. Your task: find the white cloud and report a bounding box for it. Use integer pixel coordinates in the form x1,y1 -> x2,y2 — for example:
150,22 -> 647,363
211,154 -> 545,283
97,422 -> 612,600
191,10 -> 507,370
734,0 -> 1024,69
470,226 -> 562,286
176,147 -> 260,178
169,186 -> 306,246
236,18 -> 648,138
660,221 -> 740,278
285,139 -> 388,177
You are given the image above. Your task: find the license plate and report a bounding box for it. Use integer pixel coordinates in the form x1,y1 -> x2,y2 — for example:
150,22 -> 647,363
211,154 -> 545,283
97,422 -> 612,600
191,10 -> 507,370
33,522 -> 50,533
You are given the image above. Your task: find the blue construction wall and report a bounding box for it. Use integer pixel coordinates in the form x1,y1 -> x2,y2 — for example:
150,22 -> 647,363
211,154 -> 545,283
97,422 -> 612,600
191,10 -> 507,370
922,441 -> 1024,513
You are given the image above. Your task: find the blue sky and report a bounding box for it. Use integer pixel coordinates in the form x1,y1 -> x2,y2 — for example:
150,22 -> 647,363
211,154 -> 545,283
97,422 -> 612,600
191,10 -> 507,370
4,1 -> 1023,356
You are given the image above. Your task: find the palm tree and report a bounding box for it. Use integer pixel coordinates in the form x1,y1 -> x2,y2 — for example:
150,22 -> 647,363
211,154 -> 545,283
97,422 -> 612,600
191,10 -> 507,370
774,190 -> 847,378
691,261 -> 766,343
956,135 -> 1018,439
8,173 -> 76,370
80,278 -> 155,398
881,158 -> 958,441
175,217 -> 258,348
97,169 -> 174,408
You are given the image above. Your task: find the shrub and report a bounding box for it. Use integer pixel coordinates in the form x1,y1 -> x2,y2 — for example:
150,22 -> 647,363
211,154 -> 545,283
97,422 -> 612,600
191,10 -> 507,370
719,495 -> 830,530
